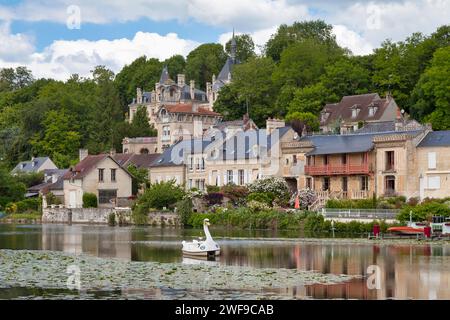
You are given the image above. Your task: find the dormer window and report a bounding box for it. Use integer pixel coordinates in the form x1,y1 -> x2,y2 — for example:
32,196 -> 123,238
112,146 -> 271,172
321,112 -> 330,122
351,105 -> 361,118
368,106 -> 378,117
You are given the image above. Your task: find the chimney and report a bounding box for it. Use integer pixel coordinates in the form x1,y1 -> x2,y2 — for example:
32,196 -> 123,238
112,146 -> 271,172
266,118 -> 285,134
190,80 -> 195,100
177,74 -> 185,87
137,87 -> 142,104
212,74 -> 216,83
79,149 -> 88,162
109,148 -> 116,157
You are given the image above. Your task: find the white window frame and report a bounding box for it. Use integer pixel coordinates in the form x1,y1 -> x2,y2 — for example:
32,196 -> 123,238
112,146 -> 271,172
428,152 -> 436,170
427,176 -> 440,189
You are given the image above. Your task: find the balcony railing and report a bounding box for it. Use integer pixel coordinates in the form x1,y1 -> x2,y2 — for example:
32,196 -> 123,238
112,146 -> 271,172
305,163 -> 371,175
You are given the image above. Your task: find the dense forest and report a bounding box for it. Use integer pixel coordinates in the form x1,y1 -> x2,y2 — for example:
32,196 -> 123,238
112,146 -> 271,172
0,20 -> 449,170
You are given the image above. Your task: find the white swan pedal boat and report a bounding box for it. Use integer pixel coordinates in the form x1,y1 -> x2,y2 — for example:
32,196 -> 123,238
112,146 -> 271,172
182,218 -> 220,257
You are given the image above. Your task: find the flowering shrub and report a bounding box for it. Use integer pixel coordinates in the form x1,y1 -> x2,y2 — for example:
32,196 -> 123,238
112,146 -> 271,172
184,189 -> 206,200
248,177 -> 290,203
294,189 -> 317,209
247,200 -> 271,212
247,192 -> 275,206
220,184 -> 249,206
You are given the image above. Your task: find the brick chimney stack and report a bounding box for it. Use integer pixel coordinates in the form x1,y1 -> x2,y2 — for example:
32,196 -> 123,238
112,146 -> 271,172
190,80 -> 195,100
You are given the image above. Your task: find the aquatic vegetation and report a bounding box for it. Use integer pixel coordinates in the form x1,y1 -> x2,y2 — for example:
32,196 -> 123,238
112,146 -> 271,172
0,250 -> 356,297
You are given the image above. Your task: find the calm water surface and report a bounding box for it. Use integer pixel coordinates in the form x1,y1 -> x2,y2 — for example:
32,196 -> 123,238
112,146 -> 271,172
0,223 -> 449,300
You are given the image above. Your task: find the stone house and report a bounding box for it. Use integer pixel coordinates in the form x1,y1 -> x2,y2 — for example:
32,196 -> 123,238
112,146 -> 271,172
63,154 -> 133,208
319,93 -> 405,134
416,130 -> 450,200
149,119 -> 296,191
296,127 -> 431,208
154,103 -> 221,152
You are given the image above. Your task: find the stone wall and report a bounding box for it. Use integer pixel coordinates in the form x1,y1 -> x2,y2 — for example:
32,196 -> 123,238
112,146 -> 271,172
42,207 -> 132,224
42,207 -> 179,226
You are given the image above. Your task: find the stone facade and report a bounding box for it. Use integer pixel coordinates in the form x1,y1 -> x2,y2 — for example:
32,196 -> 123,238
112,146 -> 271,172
63,155 -> 133,208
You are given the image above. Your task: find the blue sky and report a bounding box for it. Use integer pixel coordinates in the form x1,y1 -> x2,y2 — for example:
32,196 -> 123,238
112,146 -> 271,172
0,0 -> 448,80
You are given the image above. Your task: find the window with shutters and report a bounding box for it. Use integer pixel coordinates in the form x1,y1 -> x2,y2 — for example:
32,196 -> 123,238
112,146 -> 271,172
428,152 -> 436,169
427,176 -> 440,189
238,170 -> 245,185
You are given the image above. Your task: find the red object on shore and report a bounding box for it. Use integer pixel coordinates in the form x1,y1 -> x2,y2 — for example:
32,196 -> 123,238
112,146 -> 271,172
294,195 -> 300,209
373,224 -> 380,237
424,226 -> 432,238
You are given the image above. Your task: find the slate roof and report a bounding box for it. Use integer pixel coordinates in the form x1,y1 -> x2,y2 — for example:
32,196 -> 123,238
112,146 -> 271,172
12,157 -> 55,173
151,126 -> 292,166
28,169 -> 69,194
303,130 -> 424,156
321,93 -> 393,126
417,131 -> 450,147
151,138 -> 216,167
63,155 -> 133,180
113,153 -> 161,169
159,65 -> 171,84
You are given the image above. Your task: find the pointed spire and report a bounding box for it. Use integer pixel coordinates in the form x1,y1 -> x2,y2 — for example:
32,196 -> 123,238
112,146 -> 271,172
230,28 -> 237,63
159,65 -> 170,84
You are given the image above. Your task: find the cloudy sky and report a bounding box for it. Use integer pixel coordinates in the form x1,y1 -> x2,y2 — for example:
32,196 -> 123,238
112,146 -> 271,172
0,0 -> 448,80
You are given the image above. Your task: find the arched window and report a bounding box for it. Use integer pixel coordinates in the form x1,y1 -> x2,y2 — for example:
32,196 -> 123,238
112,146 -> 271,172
140,148 -> 149,154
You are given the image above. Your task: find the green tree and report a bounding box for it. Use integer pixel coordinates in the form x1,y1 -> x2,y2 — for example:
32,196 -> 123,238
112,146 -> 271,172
87,66 -> 124,153
272,39 -> 345,89
135,180 -> 185,210
416,47 -> 450,129
321,58 -> 372,98
0,164 -> 26,209
185,43 -> 227,90
31,110 -> 81,168
163,55 -> 186,78
288,83 -> 330,115
225,34 -> 256,62
114,56 -> 162,111
0,66 -> 34,92
265,20 -> 341,62
214,57 -> 278,126
129,106 -> 156,137
285,112 -> 320,132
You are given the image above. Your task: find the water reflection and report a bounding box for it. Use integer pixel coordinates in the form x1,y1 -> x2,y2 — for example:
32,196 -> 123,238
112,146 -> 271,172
0,224 -> 449,299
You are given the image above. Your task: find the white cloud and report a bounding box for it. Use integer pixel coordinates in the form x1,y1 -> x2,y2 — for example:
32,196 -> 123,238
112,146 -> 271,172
332,25 -> 374,56
0,23 -> 35,62
0,31 -> 200,80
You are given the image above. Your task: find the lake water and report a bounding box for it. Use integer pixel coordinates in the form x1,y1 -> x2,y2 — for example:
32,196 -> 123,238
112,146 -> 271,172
0,223 -> 449,300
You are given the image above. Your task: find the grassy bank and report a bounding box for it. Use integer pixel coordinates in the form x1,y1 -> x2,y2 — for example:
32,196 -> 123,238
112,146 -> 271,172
0,212 -> 42,222
188,209 -> 399,234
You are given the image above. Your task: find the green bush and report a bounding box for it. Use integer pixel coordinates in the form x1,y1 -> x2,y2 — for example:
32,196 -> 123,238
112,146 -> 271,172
247,192 -> 275,206
220,184 -> 249,206
176,198 -> 193,226
397,201 -> 450,222
136,180 -> 184,210
15,198 -> 40,213
325,198 -> 376,209
82,193 -> 98,208
206,185 -> 220,193
187,207 -> 305,230
108,212 -> 116,226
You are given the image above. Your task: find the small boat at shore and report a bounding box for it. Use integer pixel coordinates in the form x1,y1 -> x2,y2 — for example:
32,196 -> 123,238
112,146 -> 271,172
387,222 -> 426,235
388,211 -> 427,235
182,218 -> 220,258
